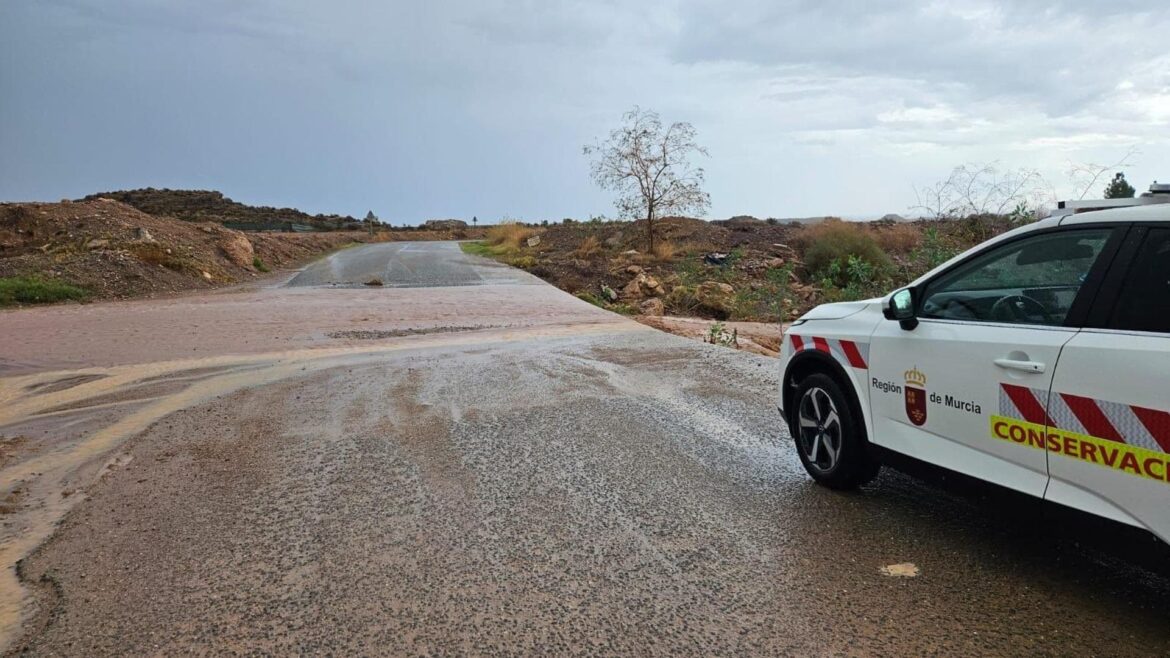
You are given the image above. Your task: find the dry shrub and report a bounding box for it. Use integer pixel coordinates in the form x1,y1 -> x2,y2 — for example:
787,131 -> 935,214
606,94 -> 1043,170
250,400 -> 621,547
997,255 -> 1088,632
874,223 -> 922,255
485,222 -> 536,251
574,235 -> 601,259
651,240 -> 677,262
796,219 -> 891,276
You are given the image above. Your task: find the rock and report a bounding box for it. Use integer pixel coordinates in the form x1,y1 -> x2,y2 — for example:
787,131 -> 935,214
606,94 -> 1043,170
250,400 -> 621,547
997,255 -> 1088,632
703,252 -> 729,266
600,285 -> 619,302
604,232 -> 624,248
218,230 -> 255,269
622,272 -> 666,300
668,281 -> 736,320
621,278 -> 644,299
201,271 -> 213,281
639,298 -> 665,316
701,280 -> 735,295
85,238 -> 109,250
792,283 -> 816,300
879,563 -> 919,577
691,281 -> 736,319
136,227 -> 156,243
622,249 -> 639,256
625,265 -> 643,275
766,258 -> 786,268
526,235 -> 541,247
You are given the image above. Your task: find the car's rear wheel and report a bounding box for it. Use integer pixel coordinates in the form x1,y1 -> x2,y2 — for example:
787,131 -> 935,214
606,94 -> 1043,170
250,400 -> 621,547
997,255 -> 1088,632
792,372 -> 880,489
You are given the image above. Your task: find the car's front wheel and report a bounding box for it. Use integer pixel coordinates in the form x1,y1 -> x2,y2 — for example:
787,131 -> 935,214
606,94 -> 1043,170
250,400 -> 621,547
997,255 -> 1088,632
792,373 -> 880,489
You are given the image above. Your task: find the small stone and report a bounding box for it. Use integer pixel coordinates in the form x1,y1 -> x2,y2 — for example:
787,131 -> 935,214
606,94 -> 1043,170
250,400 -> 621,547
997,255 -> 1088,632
880,563 -> 920,577
639,298 -> 665,316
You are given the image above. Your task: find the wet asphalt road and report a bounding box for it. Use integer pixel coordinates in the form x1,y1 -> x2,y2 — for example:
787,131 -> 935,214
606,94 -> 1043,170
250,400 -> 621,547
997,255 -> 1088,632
287,241 -> 540,288
6,242 -> 1170,656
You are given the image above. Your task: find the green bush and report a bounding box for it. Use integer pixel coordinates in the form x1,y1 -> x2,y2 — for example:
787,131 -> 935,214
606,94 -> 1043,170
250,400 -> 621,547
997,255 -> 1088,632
819,256 -> 891,302
802,221 -> 892,281
0,277 -> 90,306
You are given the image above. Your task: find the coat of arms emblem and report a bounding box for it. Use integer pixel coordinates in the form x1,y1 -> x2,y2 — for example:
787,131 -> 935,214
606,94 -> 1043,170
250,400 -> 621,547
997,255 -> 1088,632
904,366 -> 928,426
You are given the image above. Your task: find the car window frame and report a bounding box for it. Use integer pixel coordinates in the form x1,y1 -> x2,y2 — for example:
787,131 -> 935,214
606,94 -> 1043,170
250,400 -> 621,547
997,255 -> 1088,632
1082,223 -> 1170,338
911,223 -> 1129,330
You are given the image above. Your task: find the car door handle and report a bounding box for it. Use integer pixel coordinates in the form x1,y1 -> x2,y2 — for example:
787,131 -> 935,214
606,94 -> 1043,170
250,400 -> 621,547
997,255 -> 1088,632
994,358 -> 1046,374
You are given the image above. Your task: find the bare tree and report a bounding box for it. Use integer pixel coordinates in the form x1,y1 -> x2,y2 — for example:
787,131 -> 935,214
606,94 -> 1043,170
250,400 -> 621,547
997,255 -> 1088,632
1066,147 -> 1139,200
911,162 -> 1049,220
584,107 -> 710,251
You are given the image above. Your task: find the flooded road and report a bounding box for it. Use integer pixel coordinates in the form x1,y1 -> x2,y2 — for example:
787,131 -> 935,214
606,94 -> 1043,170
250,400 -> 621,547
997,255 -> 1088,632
2,242 -> 1170,655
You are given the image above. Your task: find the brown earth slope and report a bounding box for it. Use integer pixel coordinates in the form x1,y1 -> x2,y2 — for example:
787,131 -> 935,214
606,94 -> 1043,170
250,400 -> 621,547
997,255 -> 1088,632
80,189 -> 363,231
0,199 -> 371,303
479,215 -> 1015,324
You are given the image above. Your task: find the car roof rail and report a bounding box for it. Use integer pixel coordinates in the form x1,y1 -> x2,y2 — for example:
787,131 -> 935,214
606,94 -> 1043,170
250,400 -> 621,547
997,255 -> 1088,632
1052,181 -> 1170,218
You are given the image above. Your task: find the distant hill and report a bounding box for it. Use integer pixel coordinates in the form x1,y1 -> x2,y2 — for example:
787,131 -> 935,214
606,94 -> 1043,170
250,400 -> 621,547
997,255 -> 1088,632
79,189 -> 362,232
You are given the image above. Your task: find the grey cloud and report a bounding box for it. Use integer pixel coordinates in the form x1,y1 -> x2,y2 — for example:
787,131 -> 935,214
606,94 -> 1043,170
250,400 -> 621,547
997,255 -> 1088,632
2,0 -> 1168,220
670,0 -> 1169,114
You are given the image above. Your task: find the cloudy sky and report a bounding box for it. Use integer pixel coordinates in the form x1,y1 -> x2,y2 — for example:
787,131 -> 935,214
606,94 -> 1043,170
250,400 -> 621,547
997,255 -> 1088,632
2,1 -> 1168,222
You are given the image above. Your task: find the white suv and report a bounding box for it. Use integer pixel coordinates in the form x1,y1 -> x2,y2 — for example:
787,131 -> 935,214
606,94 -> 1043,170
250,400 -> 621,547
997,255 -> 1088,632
778,203 -> 1170,542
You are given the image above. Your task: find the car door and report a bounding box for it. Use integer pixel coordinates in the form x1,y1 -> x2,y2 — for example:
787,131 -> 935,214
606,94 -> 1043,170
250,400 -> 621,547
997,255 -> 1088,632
1045,225 -> 1170,540
867,226 -> 1123,497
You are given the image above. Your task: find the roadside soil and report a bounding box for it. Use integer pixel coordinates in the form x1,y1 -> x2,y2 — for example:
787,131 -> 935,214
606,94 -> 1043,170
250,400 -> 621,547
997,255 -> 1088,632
483,215 -> 1015,323
635,315 -> 786,357
472,214 -> 1016,354
0,200 -> 485,304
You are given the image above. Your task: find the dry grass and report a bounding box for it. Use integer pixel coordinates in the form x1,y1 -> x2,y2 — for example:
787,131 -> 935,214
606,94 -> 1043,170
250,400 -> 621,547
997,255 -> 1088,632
651,240 -> 677,262
573,235 -> 602,259
485,222 -> 536,251
874,223 -> 922,255
793,219 -> 891,276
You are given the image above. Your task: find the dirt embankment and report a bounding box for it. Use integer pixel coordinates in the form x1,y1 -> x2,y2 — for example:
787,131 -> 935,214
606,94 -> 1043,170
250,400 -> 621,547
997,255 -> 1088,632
0,199 -> 482,304
482,215 -> 1012,324
471,215 -> 1015,353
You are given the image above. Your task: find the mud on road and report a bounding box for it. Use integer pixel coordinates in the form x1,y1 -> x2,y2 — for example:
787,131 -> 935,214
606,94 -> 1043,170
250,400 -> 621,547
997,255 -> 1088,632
3,242 -> 1170,655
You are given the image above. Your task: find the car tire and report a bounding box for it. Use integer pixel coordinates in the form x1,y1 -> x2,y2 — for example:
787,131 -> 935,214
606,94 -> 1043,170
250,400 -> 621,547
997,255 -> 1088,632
791,372 -> 881,489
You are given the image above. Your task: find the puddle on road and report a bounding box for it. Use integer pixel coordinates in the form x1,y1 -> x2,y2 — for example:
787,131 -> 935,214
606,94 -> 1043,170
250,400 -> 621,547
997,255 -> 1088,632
0,320 -> 646,651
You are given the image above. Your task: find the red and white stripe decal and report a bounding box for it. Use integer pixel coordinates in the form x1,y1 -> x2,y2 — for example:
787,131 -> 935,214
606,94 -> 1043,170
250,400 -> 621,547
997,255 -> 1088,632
999,384 -> 1170,455
788,334 -> 869,369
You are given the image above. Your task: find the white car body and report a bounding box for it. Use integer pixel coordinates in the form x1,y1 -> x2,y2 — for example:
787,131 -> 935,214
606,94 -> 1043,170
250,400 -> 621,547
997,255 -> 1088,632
778,204 -> 1170,542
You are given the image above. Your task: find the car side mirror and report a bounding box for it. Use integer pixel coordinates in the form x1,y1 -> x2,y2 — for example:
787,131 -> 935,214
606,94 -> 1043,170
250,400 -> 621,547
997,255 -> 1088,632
884,288 -> 919,330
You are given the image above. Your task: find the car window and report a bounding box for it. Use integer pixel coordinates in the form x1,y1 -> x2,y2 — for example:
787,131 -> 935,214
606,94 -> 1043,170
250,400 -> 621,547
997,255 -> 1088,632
1109,228 -> 1170,334
920,229 -> 1112,326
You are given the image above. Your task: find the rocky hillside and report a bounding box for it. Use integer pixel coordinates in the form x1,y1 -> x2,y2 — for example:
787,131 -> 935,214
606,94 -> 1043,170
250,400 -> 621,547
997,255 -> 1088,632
80,189 -> 364,232
0,198 -> 368,304
471,214 -> 1016,323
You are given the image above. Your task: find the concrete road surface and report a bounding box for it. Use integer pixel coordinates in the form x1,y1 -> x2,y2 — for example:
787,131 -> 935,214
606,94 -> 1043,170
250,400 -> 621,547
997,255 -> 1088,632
2,241 -> 1170,655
